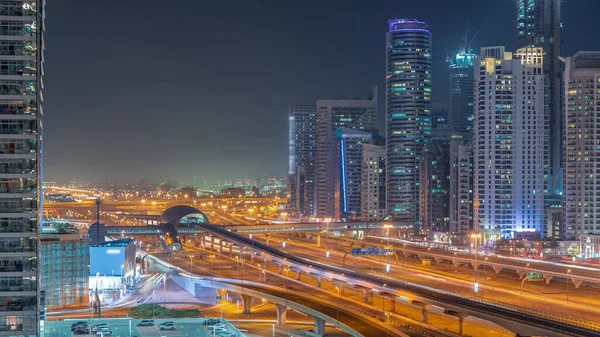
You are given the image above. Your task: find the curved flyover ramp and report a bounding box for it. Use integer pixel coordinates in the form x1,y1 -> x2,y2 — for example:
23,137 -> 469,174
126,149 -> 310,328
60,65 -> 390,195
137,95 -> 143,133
170,275 -> 408,337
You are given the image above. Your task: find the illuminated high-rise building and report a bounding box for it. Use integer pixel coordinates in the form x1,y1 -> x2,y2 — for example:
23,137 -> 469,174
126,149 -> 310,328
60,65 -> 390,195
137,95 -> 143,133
449,138 -> 473,244
448,49 -> 476,139
386,19 -> 432,225
516,0 -> 563,195
419,141 -> 450,237
287,105 -> 316,218
474,46 -> 545,240
0,1 -> 45,335
336,128 -> 373,220
361,144 -> 386,221
563,51 -> 600,255
314,87 -> 377,219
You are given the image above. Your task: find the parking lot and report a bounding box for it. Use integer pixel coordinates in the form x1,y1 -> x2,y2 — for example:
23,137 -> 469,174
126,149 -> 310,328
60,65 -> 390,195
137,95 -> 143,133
46,318 -> 242,337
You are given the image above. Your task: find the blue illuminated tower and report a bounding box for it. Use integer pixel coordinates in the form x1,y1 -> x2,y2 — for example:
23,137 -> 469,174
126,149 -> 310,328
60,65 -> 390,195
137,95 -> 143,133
386,19 -> 432,226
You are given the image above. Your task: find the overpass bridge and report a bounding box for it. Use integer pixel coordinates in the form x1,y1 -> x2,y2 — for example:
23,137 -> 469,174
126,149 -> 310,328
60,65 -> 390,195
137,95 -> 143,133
190,223 -> 600,337
169,276 -> 405,337
101,205 -> 600,289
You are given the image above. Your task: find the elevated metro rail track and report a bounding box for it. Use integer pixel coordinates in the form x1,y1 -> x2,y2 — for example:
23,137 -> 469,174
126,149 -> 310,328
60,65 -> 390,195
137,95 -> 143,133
195,224 -> 600,337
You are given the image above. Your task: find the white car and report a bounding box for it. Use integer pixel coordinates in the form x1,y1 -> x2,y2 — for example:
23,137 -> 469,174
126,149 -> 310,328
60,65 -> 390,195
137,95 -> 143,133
159,322 -> 176,331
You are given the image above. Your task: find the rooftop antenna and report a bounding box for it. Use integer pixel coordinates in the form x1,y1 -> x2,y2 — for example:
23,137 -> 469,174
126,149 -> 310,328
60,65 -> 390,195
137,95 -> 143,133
95,197 -> 103,239
95,197 -> 103,224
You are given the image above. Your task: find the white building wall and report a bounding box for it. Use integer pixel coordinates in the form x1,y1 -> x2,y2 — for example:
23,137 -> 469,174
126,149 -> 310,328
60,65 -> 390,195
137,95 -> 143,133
474,47 -> 545,240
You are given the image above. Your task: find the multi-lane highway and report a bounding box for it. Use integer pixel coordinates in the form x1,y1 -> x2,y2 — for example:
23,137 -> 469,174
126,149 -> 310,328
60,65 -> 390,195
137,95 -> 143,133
192,223 -> 600,337
256,233 -> 600,324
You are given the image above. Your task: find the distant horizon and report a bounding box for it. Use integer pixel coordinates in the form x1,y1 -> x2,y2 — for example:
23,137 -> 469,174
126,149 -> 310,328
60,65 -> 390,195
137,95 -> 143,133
43,0 -> 600,182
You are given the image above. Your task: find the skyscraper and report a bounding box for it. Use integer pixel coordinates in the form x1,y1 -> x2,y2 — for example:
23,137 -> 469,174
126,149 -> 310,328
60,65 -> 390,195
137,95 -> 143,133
386,19 -> 432,225
361,144 -> 386,221
448,48 -> 476,140
419,142 -> 450,238
563,51 -> 600,255
287,105 -> 317,218
516,0 -> 563,195
315,88 -> 377,219
474,46 -> 545,240
0,1 -> 44,335
449,138 -> 474,244
337,128 -> 373,219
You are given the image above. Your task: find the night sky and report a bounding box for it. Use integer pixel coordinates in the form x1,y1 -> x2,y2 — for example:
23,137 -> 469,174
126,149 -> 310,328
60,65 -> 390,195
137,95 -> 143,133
43,0 -> 600,184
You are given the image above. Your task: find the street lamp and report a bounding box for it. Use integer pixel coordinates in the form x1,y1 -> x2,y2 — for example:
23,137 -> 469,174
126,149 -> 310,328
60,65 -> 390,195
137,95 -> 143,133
384,224 -> 391,247
189,255 -> 194,273
567,269 -> 571,302
209,255 -> 215,283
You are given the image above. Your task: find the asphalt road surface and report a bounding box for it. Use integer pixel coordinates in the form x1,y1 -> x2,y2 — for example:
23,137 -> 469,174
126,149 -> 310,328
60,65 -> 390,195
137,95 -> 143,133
238,284 -> 402,337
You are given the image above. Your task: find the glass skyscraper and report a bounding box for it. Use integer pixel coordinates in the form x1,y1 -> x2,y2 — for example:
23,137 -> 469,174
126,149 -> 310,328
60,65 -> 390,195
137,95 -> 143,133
516,0 -> 563,195
386,19 -> 432,225
0,1 -> 44,335
448,49 -> 476,139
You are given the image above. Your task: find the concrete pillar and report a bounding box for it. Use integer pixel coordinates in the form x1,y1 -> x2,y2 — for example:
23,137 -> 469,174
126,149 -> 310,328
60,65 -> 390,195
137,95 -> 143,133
572,278 -> 583,289
275,304 -> 287,325
471,262 -> 480,271
545,275 -> 553,284
458,316 -> 465,336
317,234 -> 321,247
421,308 -> 428,324
313,316 -> 325,336
492,265 -> 502,274
362,289 -> 369,304
316,276 -> 321,288
241,294 -> 252,314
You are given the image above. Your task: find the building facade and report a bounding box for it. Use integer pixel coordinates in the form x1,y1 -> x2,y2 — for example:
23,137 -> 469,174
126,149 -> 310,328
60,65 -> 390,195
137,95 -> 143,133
287,105 -> 317,218
473,46 -> 545,240
516,0 -> 563,195
563,51 -> 600,256
40,233 -> 89,308
449,138 -> 474,244
337,128 -> 373,220
314,88 -> 377,219
419,142 -> 450,238
430,107 -> 451,141
386,19 -> 432,225
448,49 -> 476,140
361,144 -> 386,221
0,1 -> 45,335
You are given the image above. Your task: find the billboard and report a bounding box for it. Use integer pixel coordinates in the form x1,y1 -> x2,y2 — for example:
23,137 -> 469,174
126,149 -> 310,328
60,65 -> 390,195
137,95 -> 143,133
89,246 -> 126,276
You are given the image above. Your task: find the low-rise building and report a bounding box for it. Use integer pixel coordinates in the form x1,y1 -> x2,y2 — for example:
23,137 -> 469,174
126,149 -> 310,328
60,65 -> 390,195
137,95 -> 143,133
40,233 -> 89,308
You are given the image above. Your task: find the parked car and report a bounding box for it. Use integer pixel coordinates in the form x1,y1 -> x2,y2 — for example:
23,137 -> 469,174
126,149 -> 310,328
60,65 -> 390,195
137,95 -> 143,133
72,326 -> 89,332
136,320 -> 154,327
159,322 -> 176,330
73,328 -> 90,335
71,322 -> 88,330
92,323 -> 109,329
204,318 -> 221,325
92,327 -> 111,335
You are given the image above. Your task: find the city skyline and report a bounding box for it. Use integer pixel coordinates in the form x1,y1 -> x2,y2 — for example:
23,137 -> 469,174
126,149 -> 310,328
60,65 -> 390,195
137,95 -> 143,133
20,0 -> 600,334
42,0 -> 600,183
